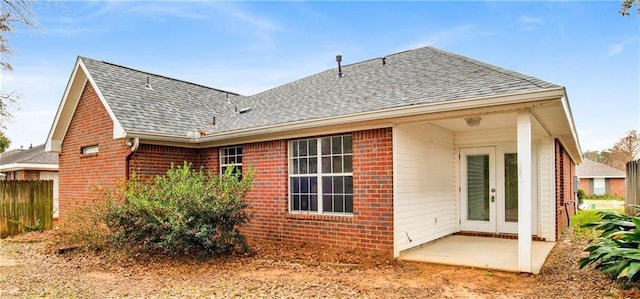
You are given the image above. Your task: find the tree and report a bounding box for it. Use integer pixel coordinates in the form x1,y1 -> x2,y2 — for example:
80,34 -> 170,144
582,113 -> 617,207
0,130 -> 9,152
0,0 -> 35,128
583,150 -> 607,163
603,130 -> 639,170
620,0 -> 640,16
1,0 -> 35,71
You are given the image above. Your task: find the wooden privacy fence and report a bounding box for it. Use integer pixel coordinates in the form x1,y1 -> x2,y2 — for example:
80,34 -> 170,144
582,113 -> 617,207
0,180 -> 53,238
626,159 -> 640,216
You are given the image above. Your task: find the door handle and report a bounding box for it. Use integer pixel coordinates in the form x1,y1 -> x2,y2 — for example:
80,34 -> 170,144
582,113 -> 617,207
491,195 -> 495,202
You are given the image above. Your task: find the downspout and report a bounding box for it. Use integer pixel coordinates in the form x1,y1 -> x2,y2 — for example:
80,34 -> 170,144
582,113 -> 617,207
125,138 -> 140,180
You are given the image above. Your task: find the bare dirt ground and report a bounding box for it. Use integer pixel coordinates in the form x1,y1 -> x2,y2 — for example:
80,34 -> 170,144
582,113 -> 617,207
1,229 -> 639,298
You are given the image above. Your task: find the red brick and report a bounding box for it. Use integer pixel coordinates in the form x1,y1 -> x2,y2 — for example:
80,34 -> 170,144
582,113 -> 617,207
555,139 -> 576,239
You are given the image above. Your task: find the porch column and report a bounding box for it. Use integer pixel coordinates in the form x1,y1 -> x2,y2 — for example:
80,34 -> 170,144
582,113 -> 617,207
517,111 -> 532,273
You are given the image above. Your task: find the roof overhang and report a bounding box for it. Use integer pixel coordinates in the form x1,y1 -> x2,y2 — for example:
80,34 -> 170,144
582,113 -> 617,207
121,86 -> 582,163
0,163 -> 58,172
45,57 -> 126,153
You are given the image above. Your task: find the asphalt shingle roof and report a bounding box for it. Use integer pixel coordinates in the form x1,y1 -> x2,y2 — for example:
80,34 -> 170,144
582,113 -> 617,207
82,46 -> 562,136
81,57 -> 242,136
0,144 -> 58,165
576,159 -> 626,178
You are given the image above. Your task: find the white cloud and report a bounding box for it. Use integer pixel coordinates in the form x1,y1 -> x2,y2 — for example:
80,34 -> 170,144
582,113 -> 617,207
607,36 -> 638,57
127,3 -> 208,20
518,14 -> 543,31
211,3 -> 279,32
206,2 -> 282,49
519,15 -> 542,25
400,25 -> 493,51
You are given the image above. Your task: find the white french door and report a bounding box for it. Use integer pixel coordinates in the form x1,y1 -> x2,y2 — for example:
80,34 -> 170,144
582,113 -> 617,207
460,146 -> 537,234
460,147 -> 496,232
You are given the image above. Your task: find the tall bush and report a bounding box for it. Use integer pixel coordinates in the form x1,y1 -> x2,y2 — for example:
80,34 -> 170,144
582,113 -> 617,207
103,162 -> 255,257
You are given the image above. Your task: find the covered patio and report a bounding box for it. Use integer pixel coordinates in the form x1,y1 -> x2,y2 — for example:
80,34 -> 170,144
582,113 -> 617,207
392,93 -> 581,273
399,235 -> 556,274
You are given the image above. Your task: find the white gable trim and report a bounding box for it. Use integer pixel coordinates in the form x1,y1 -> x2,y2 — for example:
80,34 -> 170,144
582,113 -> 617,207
45,58 -> 126,152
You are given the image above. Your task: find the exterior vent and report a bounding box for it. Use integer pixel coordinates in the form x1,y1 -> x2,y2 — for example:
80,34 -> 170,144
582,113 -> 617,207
336,55 -> 343,78
144,76 -> 153,90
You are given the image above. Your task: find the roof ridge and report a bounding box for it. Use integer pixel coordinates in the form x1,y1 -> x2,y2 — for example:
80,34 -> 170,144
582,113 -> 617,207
425,47 -> 554,89
256,48 -> 414,92
79,56 -> 243,96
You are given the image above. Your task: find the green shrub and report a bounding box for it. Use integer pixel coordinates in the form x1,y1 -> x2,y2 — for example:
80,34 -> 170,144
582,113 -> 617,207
577,189 -> 586,204
103,162 -> 255,257
578,205 -> 640,285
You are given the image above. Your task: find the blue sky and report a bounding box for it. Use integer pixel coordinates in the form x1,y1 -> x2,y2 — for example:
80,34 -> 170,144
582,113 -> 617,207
1,1 -> 638,152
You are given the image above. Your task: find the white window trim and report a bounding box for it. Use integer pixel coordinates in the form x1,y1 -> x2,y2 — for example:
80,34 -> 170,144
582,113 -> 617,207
288,136 -> 353,215
220,146 -> 242,174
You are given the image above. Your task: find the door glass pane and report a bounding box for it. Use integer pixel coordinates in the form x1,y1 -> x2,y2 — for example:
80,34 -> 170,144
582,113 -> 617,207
504,153 -> 518,222
467,154 -> 489,221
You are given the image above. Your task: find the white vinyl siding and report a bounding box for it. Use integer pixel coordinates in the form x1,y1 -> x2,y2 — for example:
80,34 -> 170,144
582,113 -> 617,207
394,123 -> 456,254
39,171 -> 59,218
537,138 -> 555,241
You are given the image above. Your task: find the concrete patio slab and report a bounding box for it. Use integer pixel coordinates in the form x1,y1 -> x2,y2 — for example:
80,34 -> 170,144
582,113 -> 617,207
399,235 -> 556,274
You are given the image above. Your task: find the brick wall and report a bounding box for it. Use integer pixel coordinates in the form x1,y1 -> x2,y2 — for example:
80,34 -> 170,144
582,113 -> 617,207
579,177 -> 625,198
22,170 -> 41,180
198,147 -> 220,175
2,170 -> 40,180
58,83 -> 130,220
555,139 -> 576,239
128,144 -> 200,179
240,128 -> 394,254
609,178 -> 626,198
578,178 -> 590,195
58,83 -> 395,254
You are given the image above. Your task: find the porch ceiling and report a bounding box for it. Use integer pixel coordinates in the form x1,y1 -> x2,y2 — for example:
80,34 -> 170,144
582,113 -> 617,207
429,112 -> 547,138
420,98 -> 581,162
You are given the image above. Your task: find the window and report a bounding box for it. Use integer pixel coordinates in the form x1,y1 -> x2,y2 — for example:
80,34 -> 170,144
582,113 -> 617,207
593,178 -> 606,195
220,146 -> 242,176
289,135 -> 353,214
81,145 -> 99,155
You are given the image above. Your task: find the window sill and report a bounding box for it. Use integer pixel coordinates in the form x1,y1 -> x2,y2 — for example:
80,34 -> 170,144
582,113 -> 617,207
287,213 -> 354,223
80,153 -> 98,158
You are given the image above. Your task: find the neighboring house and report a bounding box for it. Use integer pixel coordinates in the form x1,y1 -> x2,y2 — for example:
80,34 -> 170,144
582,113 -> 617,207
577,159 -> 625,198
45,46 -> 581,273
0,144 -> 60,218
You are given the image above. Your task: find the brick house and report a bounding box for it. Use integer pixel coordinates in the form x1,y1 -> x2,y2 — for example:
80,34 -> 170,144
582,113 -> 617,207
46,46 -> 581,273
577,159 -> 625,198
0,144 -> 60,217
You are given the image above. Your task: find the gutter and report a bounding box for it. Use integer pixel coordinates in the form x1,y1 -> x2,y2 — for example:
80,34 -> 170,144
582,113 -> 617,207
124,138 -> 140,180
